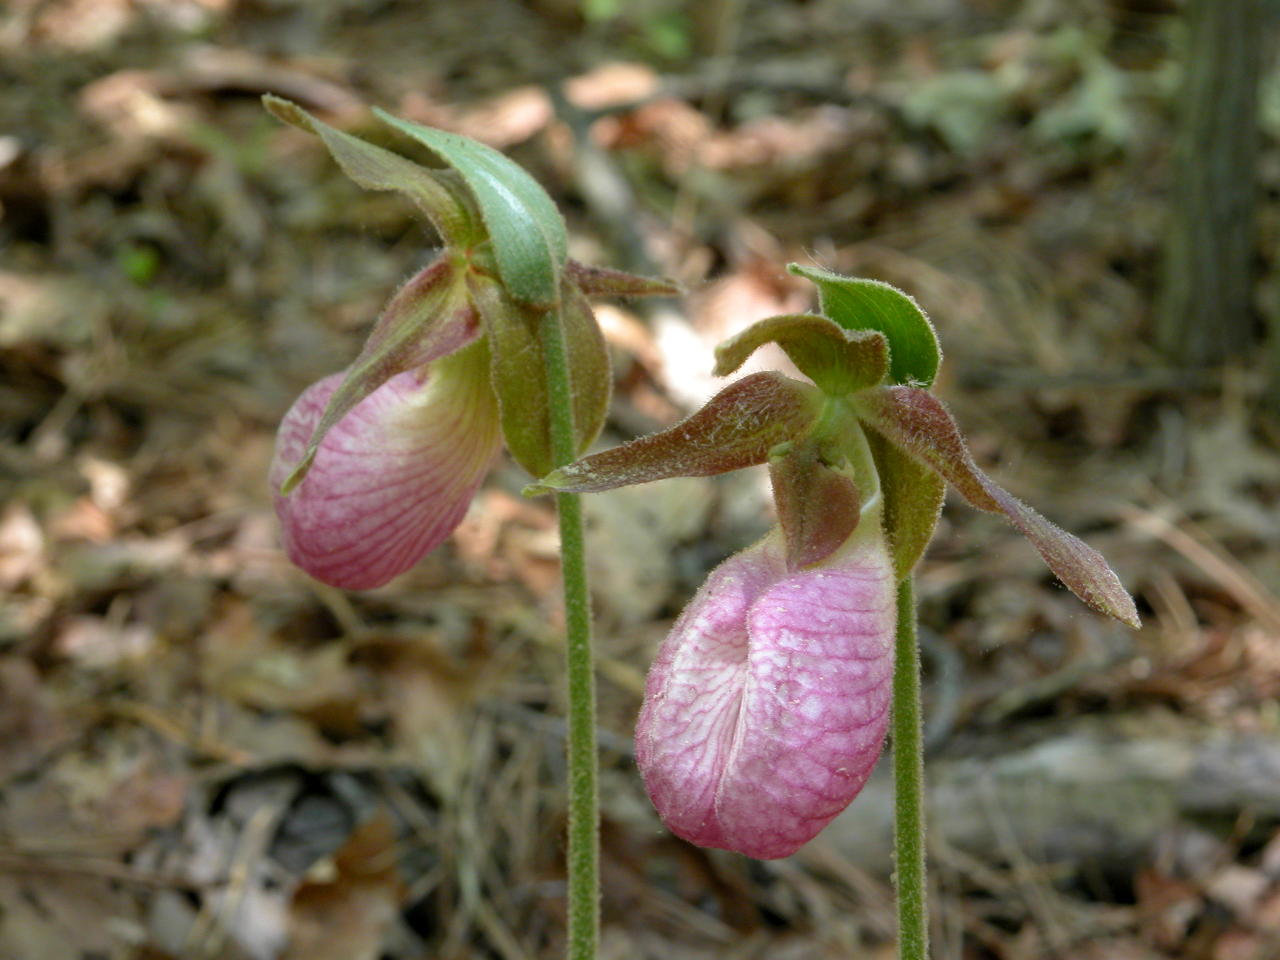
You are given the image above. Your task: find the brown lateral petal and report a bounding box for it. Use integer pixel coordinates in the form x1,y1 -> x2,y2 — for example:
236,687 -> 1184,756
855,386 -> 1140,628
528,373 -> 822,494
279,259 -> 477,494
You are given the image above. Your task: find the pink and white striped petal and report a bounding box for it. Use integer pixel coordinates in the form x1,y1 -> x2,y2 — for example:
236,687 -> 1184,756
270,343 -> 501,590
635,524 -> 895,859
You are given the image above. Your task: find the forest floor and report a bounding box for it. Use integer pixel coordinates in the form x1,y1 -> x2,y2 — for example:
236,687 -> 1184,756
2,1 -> 1279,958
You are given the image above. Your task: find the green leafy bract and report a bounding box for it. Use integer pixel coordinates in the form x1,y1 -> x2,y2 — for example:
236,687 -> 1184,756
376,109 -> 568,308
262,96 -> 477,245
467,272 -> 610,478
789,263 -> 941,387
864,425 -> 945,581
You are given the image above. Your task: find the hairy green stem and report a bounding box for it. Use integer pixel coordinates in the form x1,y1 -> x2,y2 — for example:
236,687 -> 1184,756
893,576 -> 928,960
540,305 -> 599,960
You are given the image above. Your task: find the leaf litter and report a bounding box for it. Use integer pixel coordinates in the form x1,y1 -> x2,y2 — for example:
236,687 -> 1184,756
1,0 -> 1279,956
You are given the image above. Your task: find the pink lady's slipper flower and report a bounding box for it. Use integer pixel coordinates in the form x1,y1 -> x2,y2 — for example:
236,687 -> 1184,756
263,96 -> 675,589
532,269 -> 1139,858
270,336 -> 500,590
636,515 -> 894,859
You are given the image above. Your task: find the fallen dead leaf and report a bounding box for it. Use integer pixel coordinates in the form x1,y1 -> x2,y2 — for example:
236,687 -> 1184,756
0,503 -> 43,589
282,812 -> 405,960
0,657 -> 73,783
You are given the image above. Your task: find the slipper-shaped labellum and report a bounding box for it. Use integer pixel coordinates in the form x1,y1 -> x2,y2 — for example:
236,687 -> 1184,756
270,341 -> 501,590
636,515 -> 895,860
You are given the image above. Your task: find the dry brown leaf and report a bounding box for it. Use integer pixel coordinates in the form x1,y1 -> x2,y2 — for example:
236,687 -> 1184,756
0,657 -> 72,782
53,615 -> 156,669
0,873 -> 141,959
33,0 -> 134,50
584,477 -> 714,627
0,503 -> 43,589
282,812 -> 406,960
565,62 -> 660,111
1206,865 -> 1270,918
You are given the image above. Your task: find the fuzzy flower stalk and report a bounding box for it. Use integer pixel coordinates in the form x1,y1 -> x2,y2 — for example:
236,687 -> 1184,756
530,265 -> 1140,864
262,95 -> 675,589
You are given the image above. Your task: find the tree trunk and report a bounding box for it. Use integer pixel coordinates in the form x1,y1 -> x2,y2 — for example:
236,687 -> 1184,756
1157,0 -> 1263,367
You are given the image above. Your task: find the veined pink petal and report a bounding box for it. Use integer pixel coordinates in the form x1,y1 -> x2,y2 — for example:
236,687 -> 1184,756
270,341 -> 500,589
635,524 -> 895,859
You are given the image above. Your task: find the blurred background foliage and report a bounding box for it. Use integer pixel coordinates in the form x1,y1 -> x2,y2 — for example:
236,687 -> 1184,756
1,1 -> 1279,958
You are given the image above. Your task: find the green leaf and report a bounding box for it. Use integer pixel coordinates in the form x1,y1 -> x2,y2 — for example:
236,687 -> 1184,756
769,440 -> 861,570
526,372 -> 822,495
375,109 -> 568,307
855,386 -> 1140,628
713,313 -> 888,395
788,264 -> 941,387
467,272 -> 610,478
262,95 -> 477,245
864,425 -> 945,581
